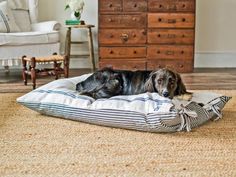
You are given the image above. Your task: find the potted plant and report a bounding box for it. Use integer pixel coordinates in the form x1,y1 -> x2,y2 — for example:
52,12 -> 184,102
65,0 -> 85,20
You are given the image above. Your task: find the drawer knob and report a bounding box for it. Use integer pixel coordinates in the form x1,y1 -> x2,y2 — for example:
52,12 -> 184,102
181,51 -> 185,54
109,34 -> 114,38
157,50 -> 161,54
134,3 -> 137,8
133,50 -> 137,54
158,18 -> 162,22
109,4 -> 113,8
133,66 -> 137,69
180,64 -> 184,68
182,4 -> 186,8
157,34 -> 161,38
132,17 -> 137,21
109,50 -> 114,54
120,33 -> 129,42
159,4 -> 163,8
132,33 -> 136,38
108,18 -> 112,22
182,18 -> 186,22
182,34 -> 185,38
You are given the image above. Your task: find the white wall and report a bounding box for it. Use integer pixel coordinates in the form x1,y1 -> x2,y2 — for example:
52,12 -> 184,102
39,0 -> 236,68
195,0 -> 236,67
39,0 -> 98,68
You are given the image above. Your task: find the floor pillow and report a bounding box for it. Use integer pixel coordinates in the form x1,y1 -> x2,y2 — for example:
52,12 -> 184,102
17,74 -> 231,133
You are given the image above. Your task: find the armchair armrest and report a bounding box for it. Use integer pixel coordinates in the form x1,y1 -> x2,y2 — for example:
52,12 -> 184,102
31,21 -> 61,32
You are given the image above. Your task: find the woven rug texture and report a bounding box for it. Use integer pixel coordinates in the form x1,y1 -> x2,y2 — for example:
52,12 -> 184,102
0,90 -> 235,177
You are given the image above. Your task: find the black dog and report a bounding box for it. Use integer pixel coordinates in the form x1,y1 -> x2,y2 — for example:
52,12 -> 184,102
76,68 -> 187,99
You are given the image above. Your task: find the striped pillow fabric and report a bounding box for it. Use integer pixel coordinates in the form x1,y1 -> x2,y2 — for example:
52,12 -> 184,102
17,74 -> 231,133
0,1 -> 20,32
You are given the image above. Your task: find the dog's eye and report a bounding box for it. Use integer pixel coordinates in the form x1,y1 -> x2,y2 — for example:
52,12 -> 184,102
169,78 -> 175,84
158,79 -> 163,84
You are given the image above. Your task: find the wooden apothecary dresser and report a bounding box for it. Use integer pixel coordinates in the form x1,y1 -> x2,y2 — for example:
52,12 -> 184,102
98,0 -> 196,72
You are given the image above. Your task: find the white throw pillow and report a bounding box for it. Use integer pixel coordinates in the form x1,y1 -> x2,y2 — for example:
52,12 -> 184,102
7,0 -> 29,10
0,1 -> 20,32
12,10 -> 31,31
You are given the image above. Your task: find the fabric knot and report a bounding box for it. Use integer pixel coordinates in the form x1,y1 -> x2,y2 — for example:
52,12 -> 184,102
177,104 -> 198,132
210,105 -> 222,121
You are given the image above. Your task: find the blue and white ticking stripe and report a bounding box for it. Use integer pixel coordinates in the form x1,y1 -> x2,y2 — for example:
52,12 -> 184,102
17,76 -> 232,133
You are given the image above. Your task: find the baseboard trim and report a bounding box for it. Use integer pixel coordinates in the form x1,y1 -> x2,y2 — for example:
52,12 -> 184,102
195,52 -> 236,68
3,52 -> 236,69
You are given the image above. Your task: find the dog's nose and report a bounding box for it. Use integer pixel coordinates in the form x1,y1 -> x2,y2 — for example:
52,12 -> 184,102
163,91 -> 169,97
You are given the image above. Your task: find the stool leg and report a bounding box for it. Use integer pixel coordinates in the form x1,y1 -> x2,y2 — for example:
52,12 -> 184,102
22,55 -> 27,85
4,66 -> 9,74
64,55 -> 69,78
52,53 -> 60,80
30,57 -> 36,89
87,27 -> 96,72
65,27 -> 71,59
54,61 -> 59,80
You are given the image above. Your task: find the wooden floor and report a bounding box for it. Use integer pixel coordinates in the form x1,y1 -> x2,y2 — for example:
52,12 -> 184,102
0,68 -> 236,93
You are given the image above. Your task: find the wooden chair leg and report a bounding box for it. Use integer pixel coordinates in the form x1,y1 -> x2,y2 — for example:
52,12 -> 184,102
30,57 -> 36,89
4,66 -> 9,74
22,55 -> 27,85
64,55 -> 69,78
53,61 -> 59,80
87,27 -> 96,72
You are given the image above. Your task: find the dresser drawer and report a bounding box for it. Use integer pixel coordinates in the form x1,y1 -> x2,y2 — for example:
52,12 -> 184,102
100,14 -> 146,28
99,60 -> 146,71
99,0 -> 122,12
147,59 -> 193,73
148,29 -> 194,44
99,29 -> 147,45
148,13 -> 195,28
123,0 -> 147,12
148,0 -> 195,12
100,47 -> 146,58
147,45 -> 193,60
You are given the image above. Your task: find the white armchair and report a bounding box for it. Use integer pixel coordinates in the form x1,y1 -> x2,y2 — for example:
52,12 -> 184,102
0,0 -> 61,70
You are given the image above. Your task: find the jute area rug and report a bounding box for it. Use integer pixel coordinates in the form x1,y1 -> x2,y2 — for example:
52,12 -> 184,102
0,90 -> 235,177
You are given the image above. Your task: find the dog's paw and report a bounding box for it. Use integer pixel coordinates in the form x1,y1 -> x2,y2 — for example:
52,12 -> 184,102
175,93 -> 193,101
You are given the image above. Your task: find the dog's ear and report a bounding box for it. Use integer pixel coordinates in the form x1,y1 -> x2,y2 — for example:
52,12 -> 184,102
144,72 -> 156,92
94,70 -> 103,80
76,82 -> 83,92
175,73 -> 187,95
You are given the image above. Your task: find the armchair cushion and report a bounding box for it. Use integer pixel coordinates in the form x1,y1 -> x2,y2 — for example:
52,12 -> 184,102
0,31 -> 59,45
0,1 -> 20,33
31,21 -> 61,32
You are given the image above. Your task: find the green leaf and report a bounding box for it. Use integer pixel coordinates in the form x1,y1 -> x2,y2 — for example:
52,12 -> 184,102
74,11 -> 80,17
65,4 -> 70,10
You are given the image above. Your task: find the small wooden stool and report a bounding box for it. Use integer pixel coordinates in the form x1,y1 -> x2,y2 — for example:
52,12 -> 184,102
65,24 -> 96,72
22,54 -> 69,89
